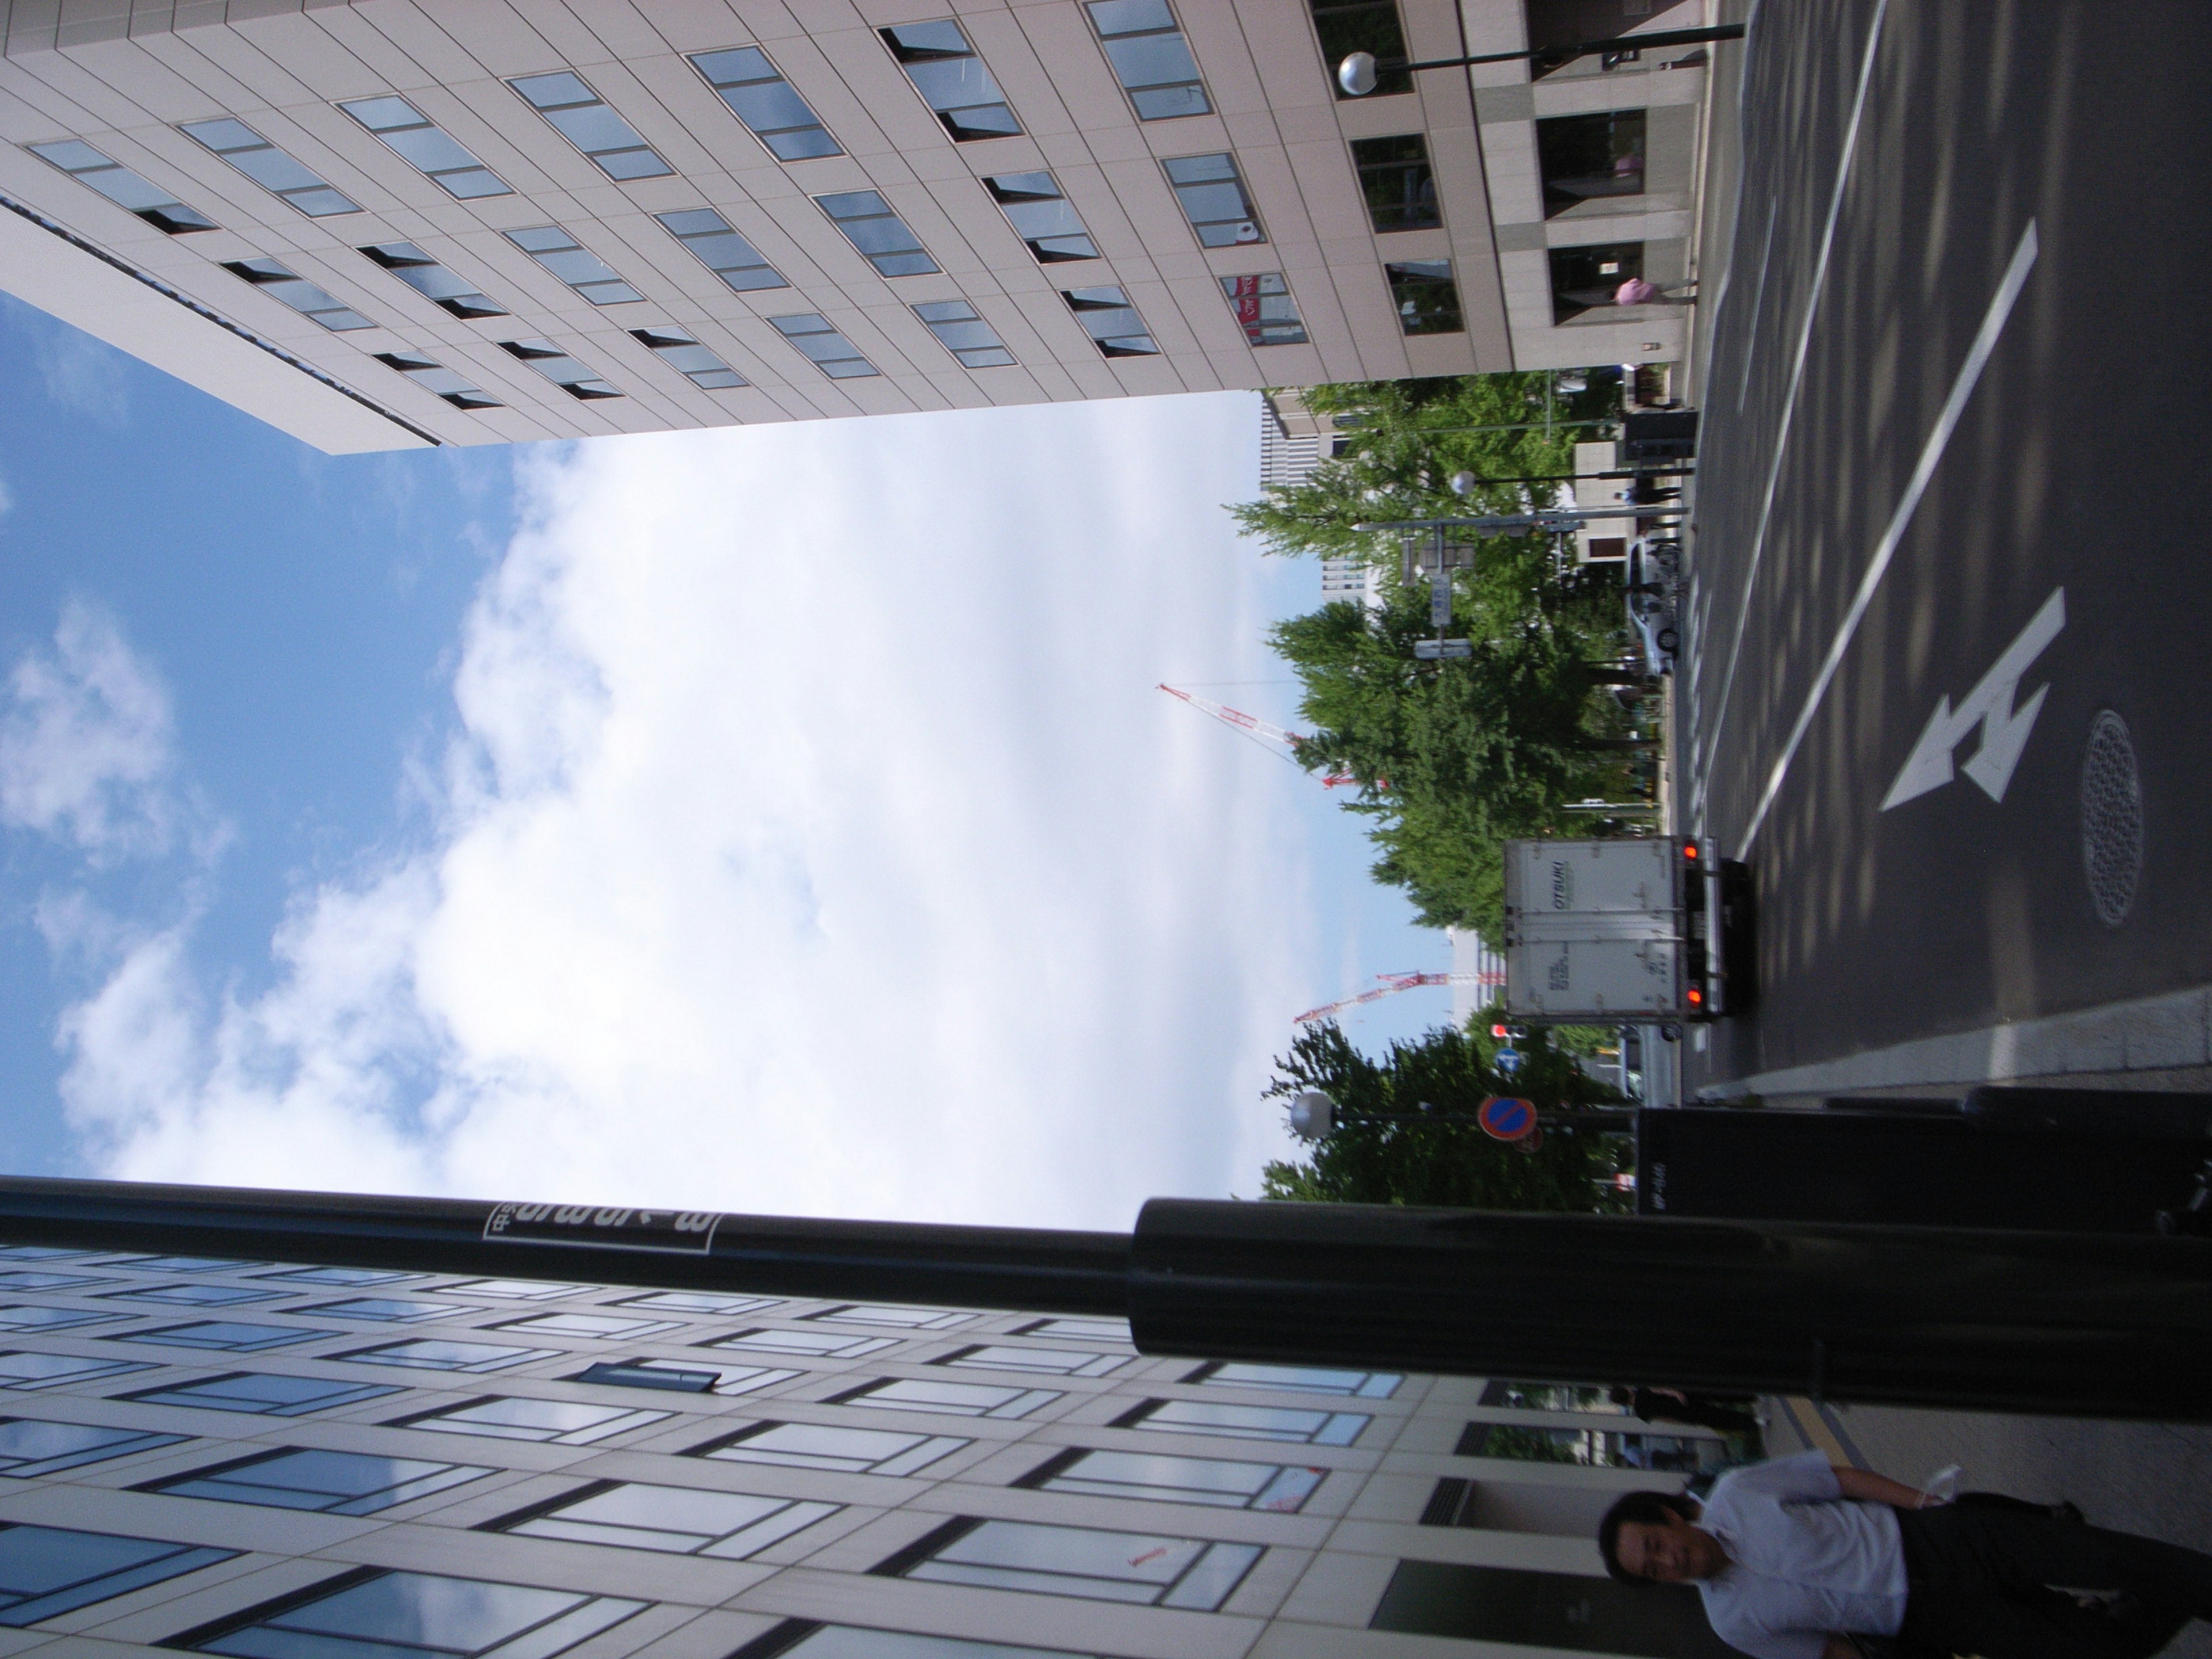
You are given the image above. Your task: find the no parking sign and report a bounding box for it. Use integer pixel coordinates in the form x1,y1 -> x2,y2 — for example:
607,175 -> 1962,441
1477,1096 -> 1537,1142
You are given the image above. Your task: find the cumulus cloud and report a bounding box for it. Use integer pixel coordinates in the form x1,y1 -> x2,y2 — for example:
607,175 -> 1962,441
54,394 -> 1317,1228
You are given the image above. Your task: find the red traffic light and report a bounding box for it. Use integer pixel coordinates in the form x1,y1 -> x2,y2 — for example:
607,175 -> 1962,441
1491,1024 -> 1511,1038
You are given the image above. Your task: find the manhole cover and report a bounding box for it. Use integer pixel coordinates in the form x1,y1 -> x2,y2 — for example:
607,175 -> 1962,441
2079,711 -> 2142,927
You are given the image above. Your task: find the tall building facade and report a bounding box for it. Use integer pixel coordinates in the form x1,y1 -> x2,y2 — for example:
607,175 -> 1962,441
0,1235 -> 1740,1657
0,0 -> 1707,451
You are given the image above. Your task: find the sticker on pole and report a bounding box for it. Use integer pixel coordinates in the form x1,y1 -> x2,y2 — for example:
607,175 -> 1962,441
484,1203 -> 722,1254
1478,1096 -> 1537,1142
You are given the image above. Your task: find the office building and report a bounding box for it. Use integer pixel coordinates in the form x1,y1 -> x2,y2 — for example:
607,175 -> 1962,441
0,0 -> 1706,451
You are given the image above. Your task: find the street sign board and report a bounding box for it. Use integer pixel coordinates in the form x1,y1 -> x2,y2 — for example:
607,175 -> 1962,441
1478,1096 -> 1536,1141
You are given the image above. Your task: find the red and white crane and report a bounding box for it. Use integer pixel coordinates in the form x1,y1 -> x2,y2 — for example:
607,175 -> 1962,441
1156,684 -> 1370,790
1292,968 -> 1501,1027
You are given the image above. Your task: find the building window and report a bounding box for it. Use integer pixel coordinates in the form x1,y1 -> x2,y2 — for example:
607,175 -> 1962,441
571,1358 -> 800,1396
302,1297 -> 475,1324
498,340 -> 623,401
1109,1396 -> 1369,1445
140,1448 -> 491,1516
118,1370 -> 397,1416
255,1267 -> 424,1288
632,327 -> 748,390
360,243 -> 506,319
1309,0 -> 1410,97
1386,259 -> 1463,334
825,1377 -> 1058,1419
0,1353 -> 149,1391
1084,0 -> 1211,120
0,1247 -> 100,1263
657,208 -> 788,293
608,1289 -> 781,1318
705,1325 -> 897,1359
388,1395 -> 669,1445
982,171 -> 1098,262
1548,241 -> 1644,323
1162,153 -> 1263,246
339,96 -> 509,198
936,1344 -> 1126,1378
0,1305 -> 120,1333
509,72 -> 671,180
815,191 -> 939,278
336,1336 -> 561,1373
26,140 -> 215,232
1221,273 -> 1307,346
1062,286 -> 1158,357
119,1320 -> 332,1353
1188,1361 -> 1400,1398
222,259 -> 374,330
1537,110 -> 1647,217
376,351 -> 502,410
1479,1380 -> 1628,1412
1017,1448 -> 1323,1512
809,1304 -> 978,1331
0,1271 -> 101,1291
0,1524 -> 234,1626
108,1255 -> 261,1274
101,1282 -> 284,1309
691,1419 -> 969,1477
1454,1421 -> 1725,1472
503,226 -> 642,305
0,1420 -> 184,1479
914,296 -> 1022,362
880,22 -> 1021,141
690,48 -> 842,161
771,314 -> 878,379
486,1480 -> 839,1558
1351,134 -> 1438,232
442,1279 -> 590,1301
181,119 -> 358,215
168,1567 -> 645,1658
1010,1317 -> 1130,1344
731,1621 -> 1089,1659
881,1517 -> 1260,1611
490,1310 -> 685,1343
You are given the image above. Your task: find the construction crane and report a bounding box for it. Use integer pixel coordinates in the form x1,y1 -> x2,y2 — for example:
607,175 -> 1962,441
1293,969 -> 1503,1027
1157,684 -> 1372,790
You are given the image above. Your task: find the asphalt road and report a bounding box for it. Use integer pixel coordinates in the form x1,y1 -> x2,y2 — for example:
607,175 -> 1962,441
1678,1 -> 2212,1090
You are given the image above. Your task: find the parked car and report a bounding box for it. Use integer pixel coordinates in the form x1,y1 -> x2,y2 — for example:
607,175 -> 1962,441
1624,535 -> 1680,673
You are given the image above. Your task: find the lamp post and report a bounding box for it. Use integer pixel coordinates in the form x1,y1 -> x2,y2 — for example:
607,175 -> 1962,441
1336,24 -> 1747,97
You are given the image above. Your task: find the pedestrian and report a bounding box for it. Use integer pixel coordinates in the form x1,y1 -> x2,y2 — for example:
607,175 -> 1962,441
1615,276 -> 1697,305
1597,1450 -> 2212,1659
1609,1384 -> 1760,1436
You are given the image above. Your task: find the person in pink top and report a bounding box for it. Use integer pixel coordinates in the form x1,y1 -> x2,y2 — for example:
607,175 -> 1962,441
1618,275 -> 1697,305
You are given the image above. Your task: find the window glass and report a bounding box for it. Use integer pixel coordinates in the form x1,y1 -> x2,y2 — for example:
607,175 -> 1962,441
145,1448 -> 491,1516
708,1325 -> 897,1359
1195,1361 -> 1400,1398
1012,1317 -> 1130,1344
493,1310 -> 685,1342
982,172 -> 1096,262
1309,0 -> 1410,97
0,1524 -> 235,1626
442,1279 -> 589,1301
498,340 -> 623,401
815,191 -> 938,277
101,1282 -> 283,1308
491,1480 -> 838,1558
693,1419 -> 968,1476
376,351 -> 501,410
1351,134 -> 1438,232
1546,241 -> 1643,323
610,1289 -> 781,1318
107,1256 -> 261,1274
1162,153 -> 1263,247
174,1569 -> 645,1657
1220,272 -> 1306,346
257,1266 -> 426,1288
0,1420 -> 184,1479
509,72 -> 671,180
120,1370 -> 399,1416
880,22 -> 1021,141
181,118 -> 358,215
632,327 -> 748,390
1061,286 -> 1158,357
339,97 -> 510,198
1536,109 -> 1646,217
690,48 -> 842,161
305,1297 -> 475,1324
0,1352 -> 150,1391
1023,1448 -> 1322,1511
0,1305 -> 120,1333
938,1344 -> 1125,1378
573,1358 -> 800,1396
222,258 -> 374,330
900,1518 -> 1260,1610
1387,257 -> 1464,334
811,1305 -> 976,1330
770,314 -> 878,379
734,1624 -> 1085,1659
1455,1422 -> 1728,1473
911,300 -> 1016,369
657,208 -> 788,293
1479,1380 -> 1628,1413
119,1321 -> 332,1353
0,1272 -> 102,1291
361,243 -> 507,319
0,1247 -> 101,1263
26,140 -> 217,232
505,226 -> 642,305
391,1395 -> 669,1445
1084,0 -> 1211,120
339,1337 -> 562,1373
829,1377 -> 1058,1418
1114,1396 -> 1369,1445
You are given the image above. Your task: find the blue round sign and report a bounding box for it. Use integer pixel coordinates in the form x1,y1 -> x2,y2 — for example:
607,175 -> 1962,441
1478,1096 -> 1536,1141
1494,1047 -> 1524,1077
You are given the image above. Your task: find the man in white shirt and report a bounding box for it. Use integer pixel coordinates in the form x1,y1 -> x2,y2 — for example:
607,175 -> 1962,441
1597,1450 -> 2212,1659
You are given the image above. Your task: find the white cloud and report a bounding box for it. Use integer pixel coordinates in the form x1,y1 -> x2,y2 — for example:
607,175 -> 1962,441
54,394 -> 1319,1228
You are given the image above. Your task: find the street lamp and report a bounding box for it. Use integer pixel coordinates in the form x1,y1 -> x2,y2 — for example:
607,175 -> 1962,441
1336,23 -> 1747,97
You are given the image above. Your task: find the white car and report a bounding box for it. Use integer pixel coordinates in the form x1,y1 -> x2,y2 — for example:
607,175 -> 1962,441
1624,535 -> 1681,674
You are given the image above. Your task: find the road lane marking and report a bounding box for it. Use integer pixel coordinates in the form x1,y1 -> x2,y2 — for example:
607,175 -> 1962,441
1739,221 -> 2041,852
1734,198 -> 1779,413
1692,0 -> 1891,830
1881,588 -> 2065,809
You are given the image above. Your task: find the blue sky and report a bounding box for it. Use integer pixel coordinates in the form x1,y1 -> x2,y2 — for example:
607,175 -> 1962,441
0,293 -> 1456,1229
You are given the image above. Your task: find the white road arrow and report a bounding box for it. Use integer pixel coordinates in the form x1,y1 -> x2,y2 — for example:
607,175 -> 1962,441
1881,587 -> 2066,810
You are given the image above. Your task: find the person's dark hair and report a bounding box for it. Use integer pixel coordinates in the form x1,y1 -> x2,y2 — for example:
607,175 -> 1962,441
1598,1490 -> 1695,1584
1607,1385 -> 1634,1407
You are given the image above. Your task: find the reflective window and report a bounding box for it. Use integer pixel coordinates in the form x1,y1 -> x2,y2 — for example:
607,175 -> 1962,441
107,1255 -> 260,1274
442,1279 -> 587,1301
222,259 -> 374,330
1221,272 -> 1307,345
492,1310 -> 684,1342
1111,1396 -> 1369,1445
498,340 -> 623,401
707,1325 -> 896,1359
1479,1380 -> 1628,1412
0,1271 -> 101,1291
1387,258 -> 1463,334
361,242 -> 507,319
0,1305 -> 119,1333
182,118 -> 358,215
1536,109 -> 1646,217
0,1420 -> 184,1479
690,48 -> 840,161
609,1289 -> 781,1318
771,314 -> 878,379
26,139 -> 216,232
1062,286 -> 1158,357
1012,1317 -> 1130,1344
0,1352 -> 149,1391
304,1297 -> 476,1323
692,1419 -> 968,1477
0,1247 -> 100,1263
143,1448 -> 491,1516
256,1266 -> 425,1288
505,226 -> 642,306
101,1282 -> 285,1308
1084,0 -> 1211,120
827,1377 -> 1058,1419
880,22 -> 1021,141
1162,153 -> 1263,246
0,1524 -> 234,1626
816,191 -> 938,278
1309,0 -> 1410,98
657,208 -> 787,293
376,351 -> 501,410
488,1480 -> 838,1558
981,171 -> 1096,262
338,1337 -> 562,1373
172,1568 -> 644,1657
1453,1422 -> 1728,1473
730,1623 -> 1085,1659
1352,134 -> 1438,232
632,326 -> 748,390
509,72 -> 671,180
891,1517 -> 1259,1610
389,1395 -> 670,1445
1547,241 -> 1643,323
339,97 -> 510,198
119,1321 -> 333,1353
1018,1447 -> 1323,1511
119,1370 -> 399,1416
811,1305 -> 977,1330
911,300 -> 1015,368
937,1344 -> 1126,1378
1191,1361 -> 1400,1398
573,1358 -> 799,1396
